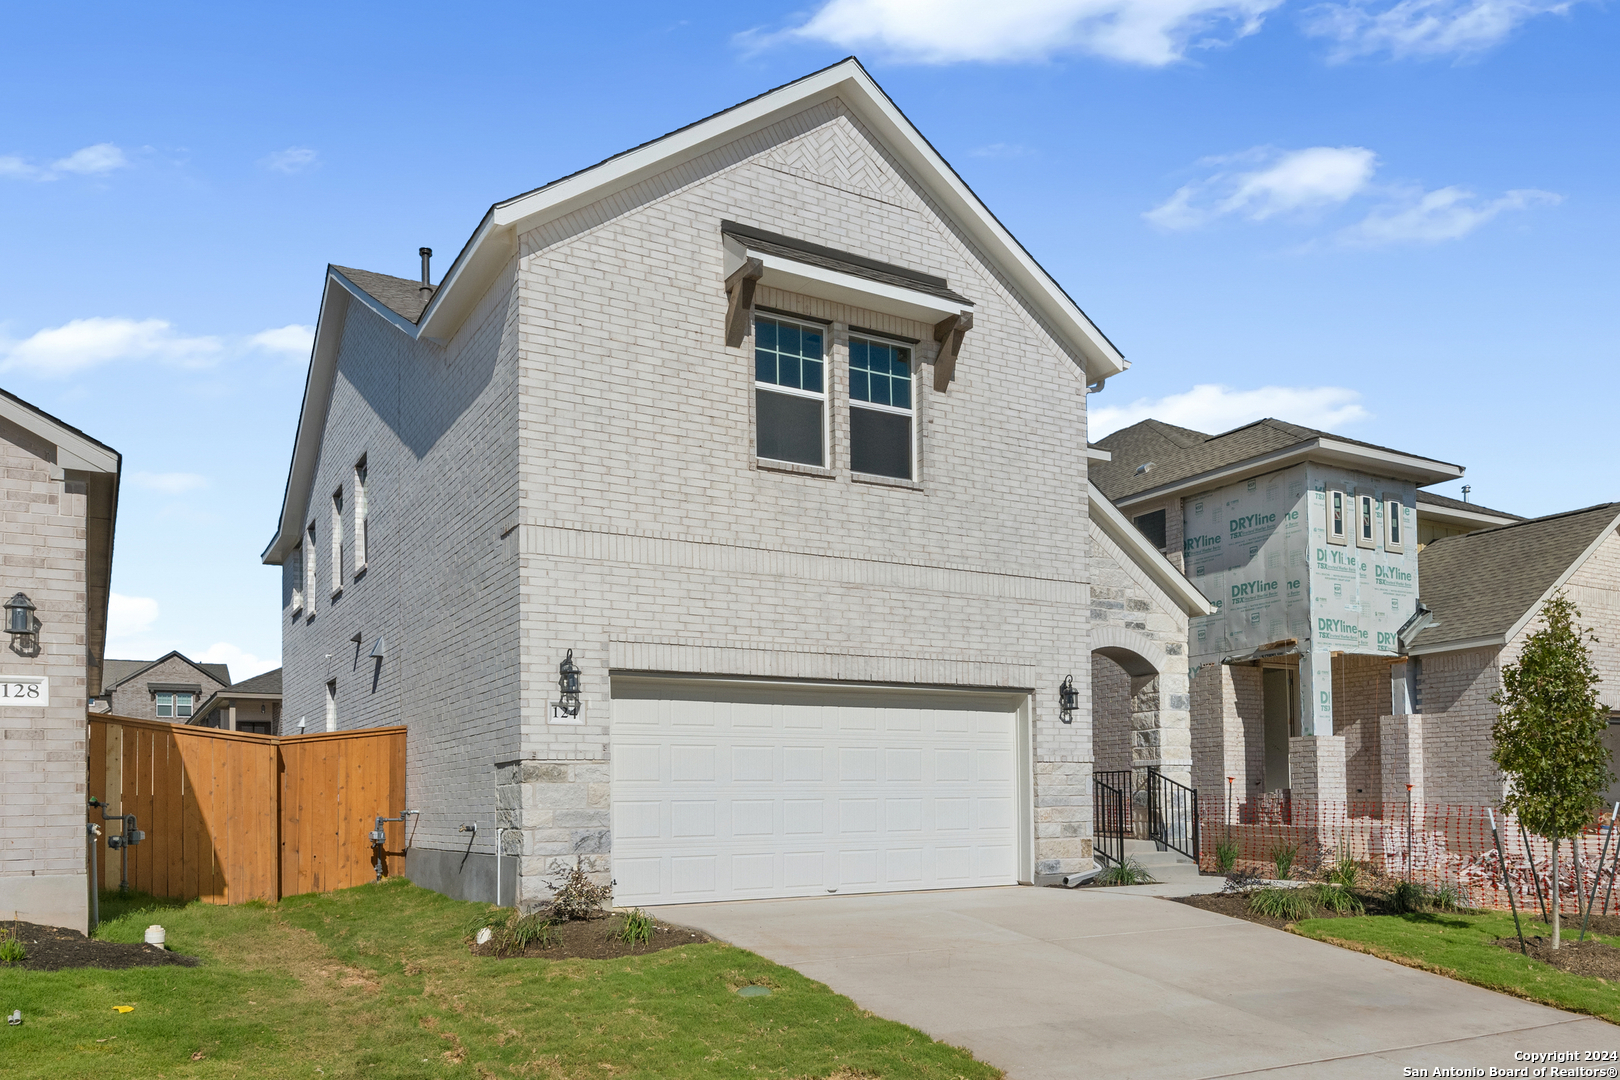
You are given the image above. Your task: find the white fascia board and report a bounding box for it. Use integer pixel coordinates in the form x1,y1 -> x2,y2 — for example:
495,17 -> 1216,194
1500,506 -> 1620,647
1407,634 -> 1506,656
417,59 -> 1124,380
1089,482 -> 1215,617
0,395 -> 119,475
753,251 -> 968,323
1086,446 -> 1112,463
1115,439 -> 1464,509
1415,502 -> 1520,530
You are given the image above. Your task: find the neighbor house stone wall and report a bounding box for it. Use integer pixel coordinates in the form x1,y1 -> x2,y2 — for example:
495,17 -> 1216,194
0,415 -> 93,932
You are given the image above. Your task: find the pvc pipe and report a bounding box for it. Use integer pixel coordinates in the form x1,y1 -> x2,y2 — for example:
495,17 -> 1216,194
495,826 -> 504,908
144,925 -> 166,950
1061,866 -> 1104,888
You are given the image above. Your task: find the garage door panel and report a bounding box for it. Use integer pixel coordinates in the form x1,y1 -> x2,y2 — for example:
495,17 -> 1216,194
611,683 -> 1021,905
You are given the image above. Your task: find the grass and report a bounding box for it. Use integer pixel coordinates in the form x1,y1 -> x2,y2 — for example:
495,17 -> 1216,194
0,879 -> 1001,1079
1294,910 -> 1620,1025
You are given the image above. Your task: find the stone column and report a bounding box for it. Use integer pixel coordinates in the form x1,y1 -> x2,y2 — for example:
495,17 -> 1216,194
501,758 -> 611,910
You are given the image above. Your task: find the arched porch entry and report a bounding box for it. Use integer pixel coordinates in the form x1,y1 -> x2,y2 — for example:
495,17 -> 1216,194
1091,627 -> 1193,838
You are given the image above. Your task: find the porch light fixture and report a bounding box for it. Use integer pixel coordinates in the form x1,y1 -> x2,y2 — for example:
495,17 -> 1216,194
5,593 -> 35,637
557,649 -> 582,717
1058,675 -> 1078,724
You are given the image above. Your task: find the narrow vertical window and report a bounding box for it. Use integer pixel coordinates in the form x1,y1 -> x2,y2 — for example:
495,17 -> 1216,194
1386,498 -> 1405,552
291,543 -> 305,613
754,315 -> 826,467
305,522 -> 318,614
331,489 -> 344,595
1329,491 -> 1347,544
1357,494 -> 1375,548
849,336 -> 914,480
354,457 -> 368,572
325,679 -> 337,732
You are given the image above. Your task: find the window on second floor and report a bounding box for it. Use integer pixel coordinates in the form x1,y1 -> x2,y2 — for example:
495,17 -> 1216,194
354,457 -> 369,572
848,336 -> 913,480
1385,497 -> 1405,552
1133,509 -> 1168,551
754,315 -> 825,468
156,691 -> 193,719
304,522 -> 318,614
331,489 -> 344,595
1357,494 -> 1376,549
1328,490 -> 1347,545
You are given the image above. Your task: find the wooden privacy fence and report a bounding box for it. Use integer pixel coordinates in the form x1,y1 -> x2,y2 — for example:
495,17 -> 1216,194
88,715 -> 407,904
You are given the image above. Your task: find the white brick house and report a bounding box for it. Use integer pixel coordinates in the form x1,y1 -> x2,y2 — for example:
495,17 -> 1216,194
264,59 -> 1209,907
0,390 -> 120,933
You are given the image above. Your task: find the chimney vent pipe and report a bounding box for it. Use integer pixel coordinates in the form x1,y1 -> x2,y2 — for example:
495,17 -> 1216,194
419,247 -> 433,302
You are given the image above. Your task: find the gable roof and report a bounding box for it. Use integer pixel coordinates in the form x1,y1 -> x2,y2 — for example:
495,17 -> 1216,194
191,667 -> 282,723
102,651 -> 231,693
264,58 -> 1125,565
330,266 -> 431,322
1089,484 -> 1215,617
1410,503 -> 1620,654
1091,418 -> 1463,506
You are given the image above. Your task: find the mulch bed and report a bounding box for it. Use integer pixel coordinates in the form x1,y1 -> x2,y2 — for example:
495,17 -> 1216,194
0,921 -> 198,972
1495,935 -> 1620,979
1171,889 -> 1409,930
470,915 -> 711,961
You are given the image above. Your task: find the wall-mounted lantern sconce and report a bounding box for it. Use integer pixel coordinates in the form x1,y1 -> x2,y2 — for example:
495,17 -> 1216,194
1058,675 -> 1078,724
4,593 -> 37,656
557,649 -> 582,717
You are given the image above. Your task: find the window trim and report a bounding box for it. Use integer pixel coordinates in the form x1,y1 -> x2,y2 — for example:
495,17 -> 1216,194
1385,495 -> 1405,553
353,457 -> 368,575
325,679 -> 337,732
291,541 -> 305,615
1328,490 -> 1348,545
304,522 -> 318,615
1356,493 -> 1376,549
753,313 -> 829,470
330,488 -> 344,598
847,332 -> 916,482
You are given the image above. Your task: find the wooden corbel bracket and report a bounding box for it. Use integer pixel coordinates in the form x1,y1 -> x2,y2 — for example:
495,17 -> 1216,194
932,311 -> 974,393
724,257 -> 765,348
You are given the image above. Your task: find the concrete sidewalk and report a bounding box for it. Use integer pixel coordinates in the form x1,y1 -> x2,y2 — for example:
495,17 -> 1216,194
652,886 -> 1620,1079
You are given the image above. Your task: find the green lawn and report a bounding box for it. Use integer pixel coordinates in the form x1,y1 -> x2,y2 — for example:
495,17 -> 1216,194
0,879 -> 1000,1079
1295,909 -> 1620,1024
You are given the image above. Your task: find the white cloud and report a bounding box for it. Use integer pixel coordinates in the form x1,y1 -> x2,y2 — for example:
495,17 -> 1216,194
261,146 -> 318,174
0,143 -> 128,181
1339,185 -> 1560,245
1305,0 -> 1576,59
249,324 -> 315,358
1146,146 -> 1377,229
0,317 -> 316,379
130,471 -> 210,495
194,642 -> 279,680
51,142 -> 127,175
107,593 -> 160,647
1090,383 -> 1370,439
745,0 -> 1285,67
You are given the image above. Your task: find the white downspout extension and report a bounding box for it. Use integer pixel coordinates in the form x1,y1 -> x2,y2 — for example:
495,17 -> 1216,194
495,826 -> 506,908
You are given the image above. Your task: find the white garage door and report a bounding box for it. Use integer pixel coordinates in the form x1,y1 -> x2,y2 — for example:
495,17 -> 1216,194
610,677 -> 1026,906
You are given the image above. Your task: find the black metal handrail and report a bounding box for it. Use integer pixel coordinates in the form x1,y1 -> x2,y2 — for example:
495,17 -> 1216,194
1147,766 -> 1199,862
1094,772 -> 1128,867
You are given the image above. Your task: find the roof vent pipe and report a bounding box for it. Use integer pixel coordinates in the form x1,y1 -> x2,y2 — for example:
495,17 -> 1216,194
419,247 -> 433,302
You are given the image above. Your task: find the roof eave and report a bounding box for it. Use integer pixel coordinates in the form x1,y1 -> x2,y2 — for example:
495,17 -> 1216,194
1089,482 -> 1216,617
1415,503 -> 1521,530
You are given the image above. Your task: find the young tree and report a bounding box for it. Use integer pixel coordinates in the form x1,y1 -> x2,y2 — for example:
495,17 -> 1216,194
1492,592 -> 1613,948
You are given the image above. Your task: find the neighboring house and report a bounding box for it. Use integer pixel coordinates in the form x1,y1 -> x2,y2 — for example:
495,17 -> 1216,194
263,59 -> 1210,908
191,668 -> 283,735
1091,418 -> 1480,807
94,651 -> 230,722
0,389 -> 120,934
1406,504 -> 1620,809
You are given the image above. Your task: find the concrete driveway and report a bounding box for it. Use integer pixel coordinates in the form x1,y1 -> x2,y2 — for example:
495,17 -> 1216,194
652,887 -> 1620,1079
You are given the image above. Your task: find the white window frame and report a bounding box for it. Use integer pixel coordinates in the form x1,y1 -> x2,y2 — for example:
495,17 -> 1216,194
305,522 -> 318,615
1328,490 -> 1348,545
156,691 -> 173,718
847,332 -> 917,482
155,691 -> 193,719
354,457 -> 368,573
291,542 -> 305,614
1356,493 -> 1376,549
1385,496 -> 1405,553
325,679 -> 337,732
753,313 -> 829,470
330,488 -> 344,597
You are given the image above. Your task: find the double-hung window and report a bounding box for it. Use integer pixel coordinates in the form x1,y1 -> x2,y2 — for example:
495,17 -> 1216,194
754,315 -> 825,467
156,692 -> 193,719
1328,490 -> 1347,544
848,336 -> 913,480
1356,494 -> 1376,549
1385,497 -> 1405,552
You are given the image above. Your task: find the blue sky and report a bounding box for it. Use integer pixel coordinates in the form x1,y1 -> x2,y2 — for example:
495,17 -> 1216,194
2,0 -> 1614,677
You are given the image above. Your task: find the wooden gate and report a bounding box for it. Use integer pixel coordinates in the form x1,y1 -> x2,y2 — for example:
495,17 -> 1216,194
88,715 -> 407,904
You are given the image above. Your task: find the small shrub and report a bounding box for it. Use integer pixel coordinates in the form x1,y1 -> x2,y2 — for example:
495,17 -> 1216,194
1311,883 -> 1366,915
484,909 -> 557,953
617,909 -> 654,947
1429,884 -> 1465,912
1097,858 -> 1156,886
1325,852 -> 1361,890
1248,887 -> 1318,922
0,928 -> 24,965
545,859 -> 613,921
1389,879 -> 1428,914
1223,867 -> 1266,893
1214,834 -> 1240,875
1269,842 -> 1300,881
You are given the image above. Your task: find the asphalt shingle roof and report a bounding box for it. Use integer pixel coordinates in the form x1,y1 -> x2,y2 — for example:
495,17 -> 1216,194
1091,418 -> 1461,502
1415,490 -> 1523,520
332,265 -> 433,323
229,668 -> 282,695
721,221 -> 973,306
1414,503 -> 1620,650
103,654 -> 231,690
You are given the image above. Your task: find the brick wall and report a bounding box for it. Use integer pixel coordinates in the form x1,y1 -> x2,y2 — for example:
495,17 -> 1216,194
1415,645 -> 1505,806
0,414 -> 93,929
1093,654 -> 1132,774
1559,528 -> 1620,710
1334,653 -> 1390,801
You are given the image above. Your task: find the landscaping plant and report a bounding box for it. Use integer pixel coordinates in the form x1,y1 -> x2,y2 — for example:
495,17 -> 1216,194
544,858 -> 614,921
616,908 -> 655,947
1214,834 -> 1240,875
1491,592 -> 1614,948
1269,842 -> 1299,881
1312,884 -> 1365,916
1325,850 -> 1361,890
1248,887 -> 1318,922
0,925 -> 24,964
1097,857 -> 1156,886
